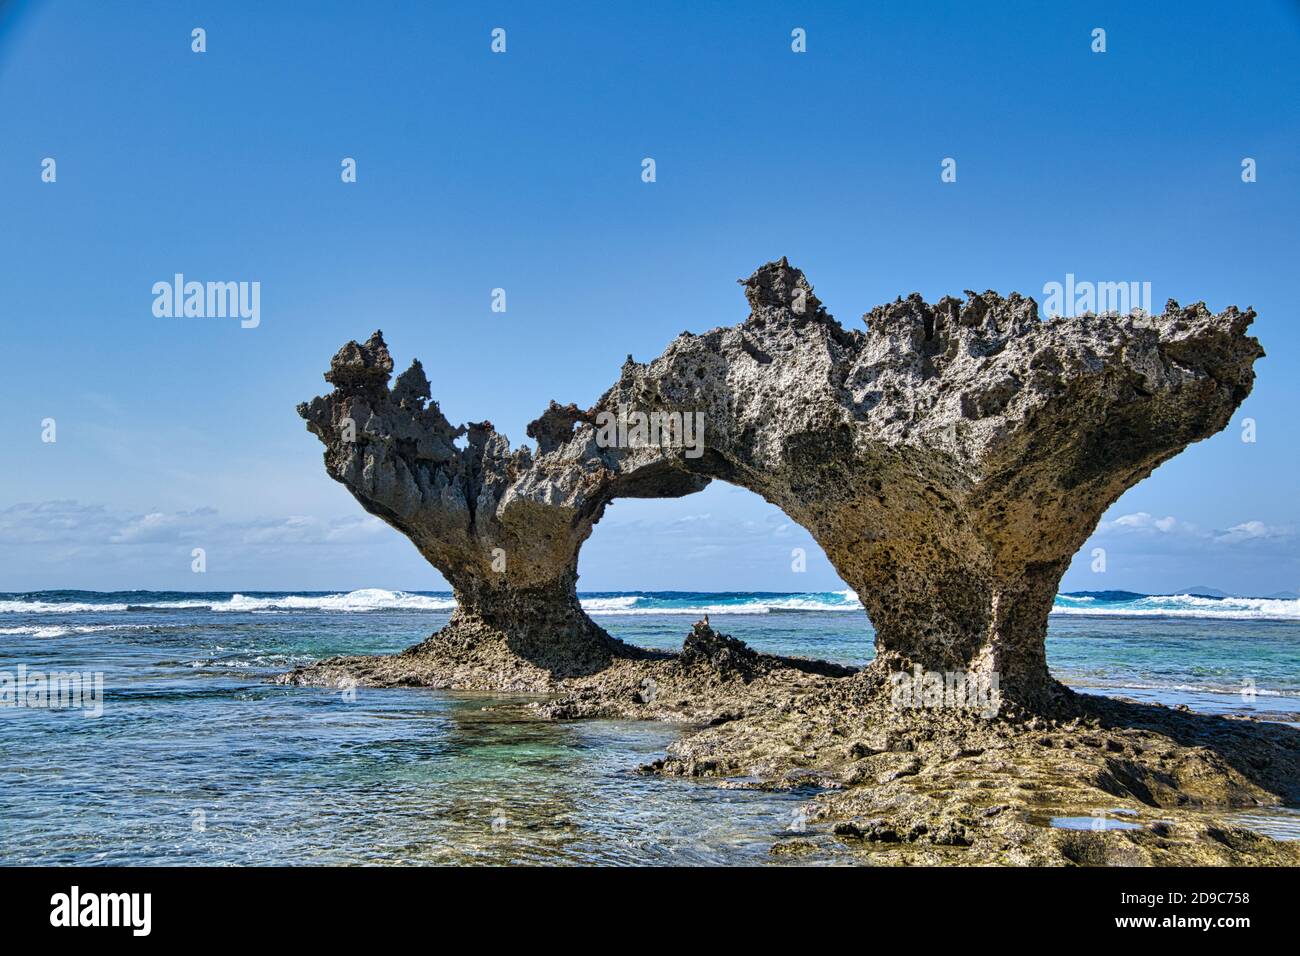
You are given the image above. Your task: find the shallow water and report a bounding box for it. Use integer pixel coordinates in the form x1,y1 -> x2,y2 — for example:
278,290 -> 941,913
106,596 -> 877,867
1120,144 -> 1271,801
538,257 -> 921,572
1226,807 -> 1300,842
1,590 -> 1297,864
1050,811 -> 1144,832
3,685 -> 818,865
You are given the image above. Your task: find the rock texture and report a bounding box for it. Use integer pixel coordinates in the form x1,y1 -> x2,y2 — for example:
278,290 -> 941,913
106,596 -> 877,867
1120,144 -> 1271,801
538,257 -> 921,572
607,258 -> 1262,707
297,332 -> 708,678
651,654 -> 1300,866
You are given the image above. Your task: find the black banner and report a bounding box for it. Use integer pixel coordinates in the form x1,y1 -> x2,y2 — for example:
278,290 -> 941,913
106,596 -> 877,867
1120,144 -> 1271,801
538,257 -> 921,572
0,865 -> 1283,941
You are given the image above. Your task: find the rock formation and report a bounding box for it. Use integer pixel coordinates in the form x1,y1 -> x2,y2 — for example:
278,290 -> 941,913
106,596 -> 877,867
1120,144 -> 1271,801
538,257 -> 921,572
297,332 -> 707,676
606,259 -> 1262,708
298,260 -> 1262,710
288,265 -> 1289,866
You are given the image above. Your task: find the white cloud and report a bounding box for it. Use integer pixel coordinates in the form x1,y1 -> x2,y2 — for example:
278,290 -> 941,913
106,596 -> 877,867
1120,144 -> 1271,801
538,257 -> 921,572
1101,512 -> 1187,534
1095,510 -> 1294,549
111,508 -> 217,544
1214,520 -> 1292,544
0,501 -> 387,550
670,513 -> 713,524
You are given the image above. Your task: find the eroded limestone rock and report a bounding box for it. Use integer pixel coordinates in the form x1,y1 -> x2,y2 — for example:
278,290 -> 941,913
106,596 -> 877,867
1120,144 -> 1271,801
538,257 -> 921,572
609,258 -> 1262,707
297,331 -> 707,676
297,261 -> 1260,707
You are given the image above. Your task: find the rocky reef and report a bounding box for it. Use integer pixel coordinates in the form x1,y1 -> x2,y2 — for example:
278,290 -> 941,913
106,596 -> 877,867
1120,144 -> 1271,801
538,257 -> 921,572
645,632 -> 1300,865
283,260 -> 1297,866
289,615 -> 1300,866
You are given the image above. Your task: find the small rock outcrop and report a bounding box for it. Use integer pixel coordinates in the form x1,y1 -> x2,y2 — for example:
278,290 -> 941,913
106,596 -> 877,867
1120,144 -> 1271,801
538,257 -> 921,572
297,332 -> 707,676
607,259 -> 1262,708
678,618 -> 763,679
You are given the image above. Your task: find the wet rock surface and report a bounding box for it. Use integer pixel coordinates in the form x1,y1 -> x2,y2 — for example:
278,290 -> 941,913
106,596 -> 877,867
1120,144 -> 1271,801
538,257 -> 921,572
282,618 -> 1300,866
649,648 -> 1300,865
282,620 -> 853,722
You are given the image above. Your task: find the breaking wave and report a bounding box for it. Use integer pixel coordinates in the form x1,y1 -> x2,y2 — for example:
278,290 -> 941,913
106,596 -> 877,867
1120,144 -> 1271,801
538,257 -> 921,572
577,590 -> 864,615
1051,593 -> 1300,621
0,623 -> 158,638
1,588 -> 1298,621
0,589 -> 457,615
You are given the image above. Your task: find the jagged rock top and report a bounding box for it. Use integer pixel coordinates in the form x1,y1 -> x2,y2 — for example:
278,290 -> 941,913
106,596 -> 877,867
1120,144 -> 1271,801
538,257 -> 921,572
610,258 -> 1261,478
324,330 -> 396,388
297,327 -> 708,594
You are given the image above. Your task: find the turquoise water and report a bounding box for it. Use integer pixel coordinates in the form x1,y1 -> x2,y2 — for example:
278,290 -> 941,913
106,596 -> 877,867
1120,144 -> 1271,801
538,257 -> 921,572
1,589 -> 1297,864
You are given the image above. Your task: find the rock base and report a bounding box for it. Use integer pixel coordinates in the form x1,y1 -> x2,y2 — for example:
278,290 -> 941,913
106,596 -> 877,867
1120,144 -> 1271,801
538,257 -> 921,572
279,618 -> 856,721
657,662 -> 1300,865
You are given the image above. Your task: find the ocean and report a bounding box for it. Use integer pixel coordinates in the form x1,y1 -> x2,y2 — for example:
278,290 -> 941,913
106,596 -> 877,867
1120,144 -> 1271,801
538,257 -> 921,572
2,588 -> 1298,864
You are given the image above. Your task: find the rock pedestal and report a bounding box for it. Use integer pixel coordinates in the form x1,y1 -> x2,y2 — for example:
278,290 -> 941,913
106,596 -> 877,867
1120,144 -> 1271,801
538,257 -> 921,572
298,332 -> 706,676
610,259 -> 1262,708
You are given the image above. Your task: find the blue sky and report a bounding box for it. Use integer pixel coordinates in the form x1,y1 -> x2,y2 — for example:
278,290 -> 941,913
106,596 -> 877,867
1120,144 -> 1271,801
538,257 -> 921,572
1,0 -> 1297,595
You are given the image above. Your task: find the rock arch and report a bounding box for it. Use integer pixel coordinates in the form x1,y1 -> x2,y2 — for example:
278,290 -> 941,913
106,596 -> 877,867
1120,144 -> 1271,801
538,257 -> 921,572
297,260 -> 1261,710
